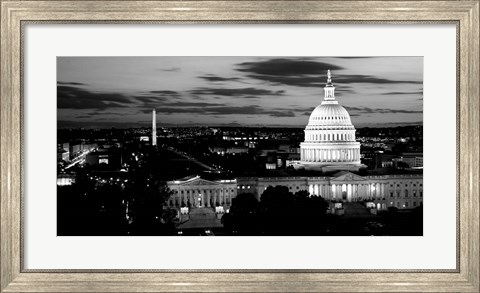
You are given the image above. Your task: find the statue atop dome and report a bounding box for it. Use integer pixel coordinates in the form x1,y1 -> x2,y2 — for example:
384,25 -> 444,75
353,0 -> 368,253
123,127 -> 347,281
324,70 -> 336,101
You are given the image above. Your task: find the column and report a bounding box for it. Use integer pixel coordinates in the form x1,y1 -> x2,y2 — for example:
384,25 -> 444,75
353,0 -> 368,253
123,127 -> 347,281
206,190 -> 211,207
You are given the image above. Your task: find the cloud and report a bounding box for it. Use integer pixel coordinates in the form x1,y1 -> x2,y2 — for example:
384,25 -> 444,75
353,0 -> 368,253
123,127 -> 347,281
133,90 -> 183,107
245,75 -> 324,87
334,75 -> 422,85
344,106 -> 422,114
236,58 -> 343,76
382,91 -> 423,95
57,86 -> 133,110
79,111 -> 136,117
58,81 -> 86,86
159,67 -> 180,72
142,104 -> 296,118
270,111 -> 295,117
198,74 -> 241,82
57,120 -> 150,129
134,95 -> 167,102
190,87 -> 284,97
332,57 -> 376,59
235,58 -> 421,87
148,90 -> 181,97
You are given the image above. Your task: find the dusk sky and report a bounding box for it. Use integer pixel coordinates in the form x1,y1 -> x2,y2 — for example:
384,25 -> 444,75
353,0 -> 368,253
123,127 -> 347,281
57,56 -> 423,128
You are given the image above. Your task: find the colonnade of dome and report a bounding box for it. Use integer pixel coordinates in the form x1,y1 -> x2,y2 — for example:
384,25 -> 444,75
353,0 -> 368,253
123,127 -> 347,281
300,70 -> 363,171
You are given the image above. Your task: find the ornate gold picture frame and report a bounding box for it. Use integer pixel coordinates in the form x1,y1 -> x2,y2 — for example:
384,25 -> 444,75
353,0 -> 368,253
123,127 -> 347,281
1,1 -> 478,292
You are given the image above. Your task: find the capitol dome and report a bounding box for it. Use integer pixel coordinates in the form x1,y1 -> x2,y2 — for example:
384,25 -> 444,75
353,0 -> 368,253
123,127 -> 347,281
307,103 -> 352,126
299,70 -> 365,172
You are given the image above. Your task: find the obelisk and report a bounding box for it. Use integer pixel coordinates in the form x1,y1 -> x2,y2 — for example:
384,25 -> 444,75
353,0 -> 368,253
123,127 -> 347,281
152,109 -> 157,146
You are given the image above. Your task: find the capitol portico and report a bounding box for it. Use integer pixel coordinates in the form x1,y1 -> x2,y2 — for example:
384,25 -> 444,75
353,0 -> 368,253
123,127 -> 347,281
299,70 -> 365,172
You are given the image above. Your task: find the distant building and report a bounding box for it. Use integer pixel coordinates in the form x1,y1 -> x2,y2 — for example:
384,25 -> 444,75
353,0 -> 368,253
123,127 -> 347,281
57,149 -> 69,161
57,174 -> 75,186
393,155 -> 423,168
58,142 -> 69,152
226,146 -> 248,154
86,148 -> 123,169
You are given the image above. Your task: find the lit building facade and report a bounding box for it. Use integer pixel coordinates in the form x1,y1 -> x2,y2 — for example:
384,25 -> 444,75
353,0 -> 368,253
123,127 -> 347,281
166,176 -> 237,209
236,172 -> 423,210
299,70 -> 365,171
166,172 -> 422,211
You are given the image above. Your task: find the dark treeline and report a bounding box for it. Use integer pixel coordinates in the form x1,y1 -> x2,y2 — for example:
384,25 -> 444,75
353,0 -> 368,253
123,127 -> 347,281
57,168 -> 177,236
221,186 -> 330,236
221,185 -> 423,236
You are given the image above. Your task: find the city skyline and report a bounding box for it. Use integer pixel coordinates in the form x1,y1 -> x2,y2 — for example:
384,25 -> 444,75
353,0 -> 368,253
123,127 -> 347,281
57,56 -> 423,129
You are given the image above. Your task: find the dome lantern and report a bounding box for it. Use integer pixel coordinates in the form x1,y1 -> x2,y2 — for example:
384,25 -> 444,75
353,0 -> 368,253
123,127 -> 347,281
324,69 -> 336,102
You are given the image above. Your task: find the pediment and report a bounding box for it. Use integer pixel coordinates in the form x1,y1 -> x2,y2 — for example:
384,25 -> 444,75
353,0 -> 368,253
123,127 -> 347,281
178,178 -> 221,186
331,172 -> 367,182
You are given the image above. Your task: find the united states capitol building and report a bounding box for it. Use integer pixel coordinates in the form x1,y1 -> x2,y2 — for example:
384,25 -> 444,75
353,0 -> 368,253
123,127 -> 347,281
167,71 -> 423,213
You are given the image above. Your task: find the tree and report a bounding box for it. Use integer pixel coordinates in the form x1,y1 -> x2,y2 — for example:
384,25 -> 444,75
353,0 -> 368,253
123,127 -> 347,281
258,186 -> 295,235
222,193 -> 259,235
125,174 -> 175,235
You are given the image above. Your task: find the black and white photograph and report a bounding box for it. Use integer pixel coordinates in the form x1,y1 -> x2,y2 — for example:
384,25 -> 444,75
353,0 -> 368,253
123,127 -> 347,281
57,56 -> 423,236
